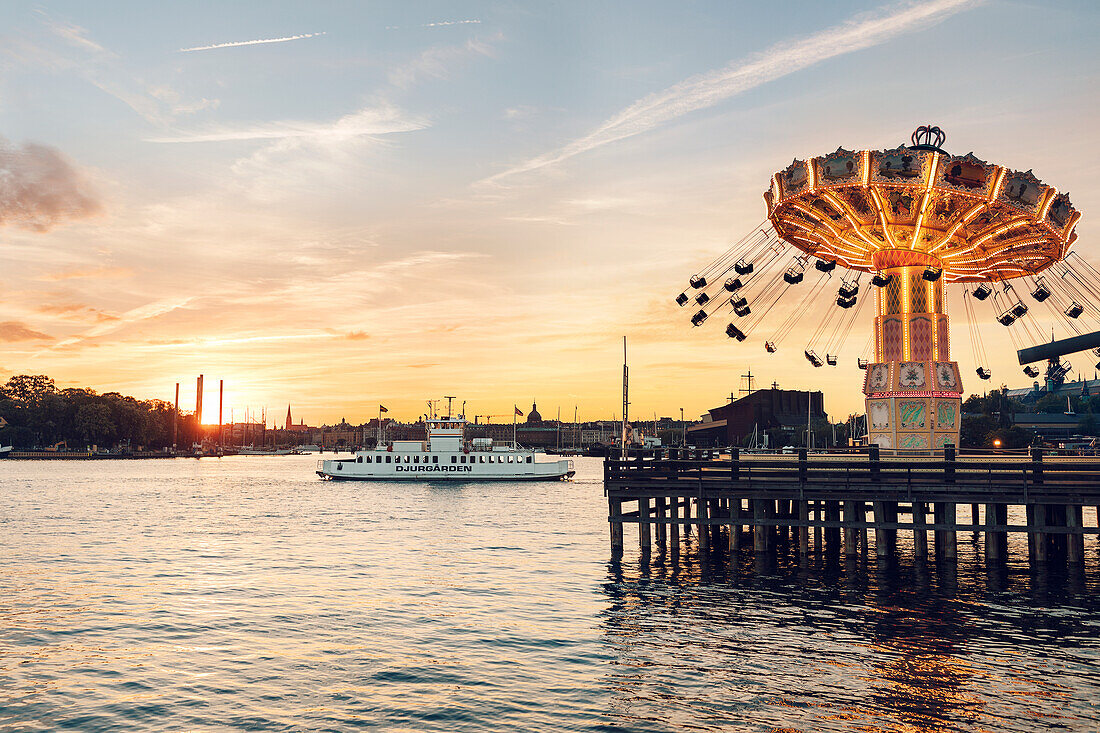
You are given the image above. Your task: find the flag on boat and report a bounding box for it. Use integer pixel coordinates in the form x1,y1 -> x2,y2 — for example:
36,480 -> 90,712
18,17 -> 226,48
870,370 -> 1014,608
379,405 -> 388,413
514,406 -> 523,416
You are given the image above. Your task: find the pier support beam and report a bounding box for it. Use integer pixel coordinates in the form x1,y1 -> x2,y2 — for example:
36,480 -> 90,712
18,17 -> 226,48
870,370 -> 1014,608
873,502 -> 894,558
752,499 -> 771,553
698,498 -> 710,553
609,498 -> 623,554
655,498 -> 667,545
729,498 -> 741,554
824,501 -> 841,553
813,502 -> 823,554
638,497 -> 651,552
913,502 -> 928,559
934,503 -> 956,560
669,499 -> 679,548
798,500 -> 810,557
1067,504 -> 1084,564
985,503 -> 1007,562
843,501 -> 858,556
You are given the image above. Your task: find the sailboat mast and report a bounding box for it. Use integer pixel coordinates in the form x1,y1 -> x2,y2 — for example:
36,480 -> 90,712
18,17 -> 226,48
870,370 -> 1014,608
621,337 -> 629,452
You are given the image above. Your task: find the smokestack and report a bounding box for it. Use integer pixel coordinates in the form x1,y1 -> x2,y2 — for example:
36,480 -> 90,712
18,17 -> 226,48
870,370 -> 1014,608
196,375 -> 203,428
173,382 -> 179,448
218,379 -> 224,446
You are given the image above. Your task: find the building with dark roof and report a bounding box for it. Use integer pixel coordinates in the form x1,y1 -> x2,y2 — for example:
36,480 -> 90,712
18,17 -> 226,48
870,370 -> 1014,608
686,388 -> 825,447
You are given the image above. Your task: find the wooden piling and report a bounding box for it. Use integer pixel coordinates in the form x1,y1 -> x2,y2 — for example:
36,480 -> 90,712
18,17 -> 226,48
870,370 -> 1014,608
844,500 -> 858,556
730,498 -> 741,553
669,498 -> 680,548
873,501 -> 890,558
753,499 -> 768,553
638,497 -> 651,551
698,497 -> 710,552
798,500 -> 810,557
609,497 -> 623,554
813,501 -> 823,554
934,502 -> 956,560
1067,504 -> 1084,564
913,502 -> 928,559
825,501 -> 841,552
655,498 -> 667,545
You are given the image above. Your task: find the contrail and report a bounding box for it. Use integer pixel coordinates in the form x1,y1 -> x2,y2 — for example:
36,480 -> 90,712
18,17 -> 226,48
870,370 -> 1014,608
177,31 -> 326,53
484,0 -> 980,185
386,20 -> 481,29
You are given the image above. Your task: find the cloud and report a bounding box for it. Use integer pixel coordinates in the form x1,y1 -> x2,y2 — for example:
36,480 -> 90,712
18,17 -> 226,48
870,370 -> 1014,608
15,13 -> 219,124
0,321 -> 53,342
0,137 -> 101,232
50,296 -> 194,349
177,32 -> 327,53
35,303 -> 119,322
388,34 -> 499,88
147,103 -> 427,143
387,20 -> 482,29
39,266 -> 134,281
484,0 -> 980,185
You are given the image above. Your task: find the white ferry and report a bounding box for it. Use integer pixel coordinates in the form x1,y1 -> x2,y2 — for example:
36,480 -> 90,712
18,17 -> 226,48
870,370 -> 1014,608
316,415 -> 574,481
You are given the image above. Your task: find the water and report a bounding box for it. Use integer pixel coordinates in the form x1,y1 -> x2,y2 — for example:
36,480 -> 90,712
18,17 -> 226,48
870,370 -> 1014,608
2,456 -> 1099,731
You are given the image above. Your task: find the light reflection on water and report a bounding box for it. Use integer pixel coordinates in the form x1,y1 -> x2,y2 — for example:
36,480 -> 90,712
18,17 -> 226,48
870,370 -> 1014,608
1,456 -> 1098,731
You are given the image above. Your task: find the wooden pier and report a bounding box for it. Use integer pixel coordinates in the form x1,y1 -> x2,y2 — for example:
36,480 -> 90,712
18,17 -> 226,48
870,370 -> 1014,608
605,447 -> 1100,565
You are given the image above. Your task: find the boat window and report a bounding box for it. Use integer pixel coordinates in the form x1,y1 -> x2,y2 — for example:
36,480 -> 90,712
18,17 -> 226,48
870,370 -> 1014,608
526,457 -> 532,463
336,463 -> 342,471
414,456 -> 420,463
433,456 -> 438,464
357,456 -> 362,463
451,455 -> 457,463
385,456 -> 391,463
479,456 -> 485,463
404,456 -> 410,463
460,455 -> 466,463
507,456 -> 513,463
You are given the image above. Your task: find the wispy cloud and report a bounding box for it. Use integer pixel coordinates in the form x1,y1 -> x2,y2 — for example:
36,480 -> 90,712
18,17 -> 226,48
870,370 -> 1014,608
388,34 -> 499,88
51,296 -> 194,349
484,0 -> 980,186
39,266 -> 133,281
177,32 -> 326,53
146,103 -> 427,143
0,321 -> 53,343
386,20 -> 481,30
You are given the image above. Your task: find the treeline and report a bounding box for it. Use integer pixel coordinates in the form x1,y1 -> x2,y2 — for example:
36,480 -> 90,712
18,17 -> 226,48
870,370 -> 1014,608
0,375 -> 200,449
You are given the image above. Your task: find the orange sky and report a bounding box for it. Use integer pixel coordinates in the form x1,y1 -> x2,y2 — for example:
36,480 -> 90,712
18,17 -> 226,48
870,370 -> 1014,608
2,1 -> 1097,426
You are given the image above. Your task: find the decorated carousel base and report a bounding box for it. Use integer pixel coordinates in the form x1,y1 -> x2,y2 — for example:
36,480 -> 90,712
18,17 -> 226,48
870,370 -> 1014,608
864,360 -> 962,450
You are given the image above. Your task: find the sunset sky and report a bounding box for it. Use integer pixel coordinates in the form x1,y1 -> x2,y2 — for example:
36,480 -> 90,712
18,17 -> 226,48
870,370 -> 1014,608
1,0 -> 1097,426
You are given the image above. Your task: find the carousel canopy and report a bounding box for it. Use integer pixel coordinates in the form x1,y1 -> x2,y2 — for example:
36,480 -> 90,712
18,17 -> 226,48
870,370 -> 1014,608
764,126 -> 1081,283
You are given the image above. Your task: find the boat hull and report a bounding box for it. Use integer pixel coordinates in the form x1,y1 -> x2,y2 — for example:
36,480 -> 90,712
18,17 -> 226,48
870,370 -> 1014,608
316,469 -> 574,481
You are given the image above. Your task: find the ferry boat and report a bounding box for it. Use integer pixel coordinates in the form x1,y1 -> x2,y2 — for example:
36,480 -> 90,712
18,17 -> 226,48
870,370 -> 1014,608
316,414 -> 574,481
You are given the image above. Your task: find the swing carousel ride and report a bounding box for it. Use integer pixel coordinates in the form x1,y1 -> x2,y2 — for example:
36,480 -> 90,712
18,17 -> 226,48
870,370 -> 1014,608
679,126 -> 1086,450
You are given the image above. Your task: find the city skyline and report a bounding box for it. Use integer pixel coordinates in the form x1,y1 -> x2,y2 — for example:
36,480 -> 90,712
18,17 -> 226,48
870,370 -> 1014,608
2,0 -> 1098,424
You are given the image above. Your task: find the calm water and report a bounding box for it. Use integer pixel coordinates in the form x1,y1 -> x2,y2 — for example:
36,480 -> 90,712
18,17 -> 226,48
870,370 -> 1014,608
2,455 -> 1099,732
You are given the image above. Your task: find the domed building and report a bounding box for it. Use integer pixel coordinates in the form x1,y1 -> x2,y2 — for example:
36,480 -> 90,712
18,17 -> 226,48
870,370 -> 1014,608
526,402 -> 542,424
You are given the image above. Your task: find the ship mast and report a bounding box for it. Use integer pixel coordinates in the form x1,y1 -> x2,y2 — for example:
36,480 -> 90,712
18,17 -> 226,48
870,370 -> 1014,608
621,336 -> 629,452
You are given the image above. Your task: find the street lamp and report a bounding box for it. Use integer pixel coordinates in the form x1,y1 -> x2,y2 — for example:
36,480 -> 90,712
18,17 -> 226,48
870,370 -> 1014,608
680,407 -> 685,447
993,438 -> 1003,452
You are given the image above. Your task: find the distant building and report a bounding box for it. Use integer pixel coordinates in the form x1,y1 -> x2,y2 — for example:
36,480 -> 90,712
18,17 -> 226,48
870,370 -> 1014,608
1006,375 -> 1100,404
686,388 -> 825,447
282,405 -> 312,433
1011,413 -> 1080,441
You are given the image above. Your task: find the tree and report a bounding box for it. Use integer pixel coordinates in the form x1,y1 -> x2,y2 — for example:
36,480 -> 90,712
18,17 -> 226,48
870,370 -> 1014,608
74,403 -> 115,446
1078,412 -> 1098,436
1035,393 -> 1072,414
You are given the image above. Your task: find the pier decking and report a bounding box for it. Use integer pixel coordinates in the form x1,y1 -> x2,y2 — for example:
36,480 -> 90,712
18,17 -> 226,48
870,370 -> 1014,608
605,447 -> 1100,564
